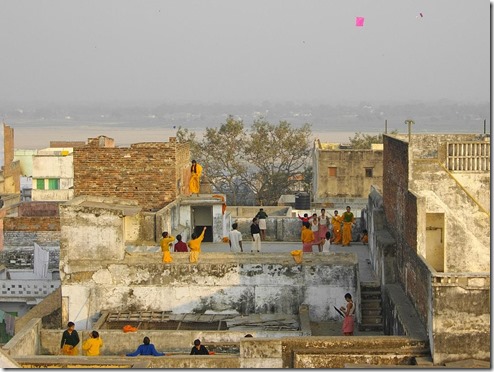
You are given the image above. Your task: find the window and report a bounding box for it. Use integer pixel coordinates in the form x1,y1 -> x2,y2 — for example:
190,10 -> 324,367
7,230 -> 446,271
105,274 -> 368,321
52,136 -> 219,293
328,167 -> 337,177
365,168 -> 373,177
36,179 -> 45,190
48,179 -> 60,190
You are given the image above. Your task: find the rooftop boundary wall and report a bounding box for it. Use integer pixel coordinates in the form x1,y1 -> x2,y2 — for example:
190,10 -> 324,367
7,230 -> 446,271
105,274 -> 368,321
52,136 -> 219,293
7,320 -> 430,368
60,253 -> 360,330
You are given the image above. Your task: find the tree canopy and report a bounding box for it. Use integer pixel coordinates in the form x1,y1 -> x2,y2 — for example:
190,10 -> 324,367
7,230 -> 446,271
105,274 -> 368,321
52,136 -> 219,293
177,116 -> 312,205
348,131 -> 397,149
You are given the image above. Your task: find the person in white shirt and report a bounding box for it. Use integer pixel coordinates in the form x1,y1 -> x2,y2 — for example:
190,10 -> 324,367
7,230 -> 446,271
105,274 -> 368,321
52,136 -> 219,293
228,223 -> 243,252
322,231 -> 332,253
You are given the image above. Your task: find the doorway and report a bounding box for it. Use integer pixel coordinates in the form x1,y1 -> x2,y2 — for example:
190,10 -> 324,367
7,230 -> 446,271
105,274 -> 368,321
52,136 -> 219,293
192,206 -> 213,242
425,213 -> 444,272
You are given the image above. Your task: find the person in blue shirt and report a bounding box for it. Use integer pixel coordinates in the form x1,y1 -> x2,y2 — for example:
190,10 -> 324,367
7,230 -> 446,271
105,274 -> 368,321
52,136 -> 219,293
126,336 -> 164,356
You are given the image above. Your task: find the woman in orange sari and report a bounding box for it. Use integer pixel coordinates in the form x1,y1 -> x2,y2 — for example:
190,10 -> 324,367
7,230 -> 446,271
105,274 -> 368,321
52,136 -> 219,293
331,210 -> 342,245
189,160 -> 203,196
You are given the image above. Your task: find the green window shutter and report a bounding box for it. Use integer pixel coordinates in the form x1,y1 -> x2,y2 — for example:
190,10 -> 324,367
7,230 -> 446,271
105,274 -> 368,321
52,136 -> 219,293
36,179 -> 45,190
48,179 -> 59,190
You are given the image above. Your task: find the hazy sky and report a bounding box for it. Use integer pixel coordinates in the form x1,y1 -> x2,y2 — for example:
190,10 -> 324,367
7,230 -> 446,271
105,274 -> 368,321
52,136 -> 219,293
0,0 -> 490,104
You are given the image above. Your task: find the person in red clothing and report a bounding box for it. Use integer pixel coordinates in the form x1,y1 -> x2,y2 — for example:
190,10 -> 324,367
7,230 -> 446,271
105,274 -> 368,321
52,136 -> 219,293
173,234 -> 188,252
297,213 -> 310,224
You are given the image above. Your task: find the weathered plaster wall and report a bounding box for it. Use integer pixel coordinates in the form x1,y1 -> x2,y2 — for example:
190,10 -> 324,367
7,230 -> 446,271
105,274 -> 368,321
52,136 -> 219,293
431,276 -> 490,365
73,139 -> 190,211
412,165 -> 489,272
59,196 -> 140,262
313,146 -> 383,201
60,253 -> 359,330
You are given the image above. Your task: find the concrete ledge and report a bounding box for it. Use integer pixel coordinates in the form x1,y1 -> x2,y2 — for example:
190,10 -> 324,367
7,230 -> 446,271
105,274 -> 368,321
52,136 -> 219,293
15,355 -> 240,369
2,317 -> 41,357
295,353 -> 417,368
347,364 -> 449,368
384,284 -> 428,340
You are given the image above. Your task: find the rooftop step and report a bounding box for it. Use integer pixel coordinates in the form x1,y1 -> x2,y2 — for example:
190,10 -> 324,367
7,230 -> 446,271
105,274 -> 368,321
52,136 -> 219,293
360,299 -> 382,309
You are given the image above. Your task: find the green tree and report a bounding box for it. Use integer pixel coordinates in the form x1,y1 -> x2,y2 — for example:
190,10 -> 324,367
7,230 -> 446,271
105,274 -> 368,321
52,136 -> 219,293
176,126 -> 200,159
243,120 -> 312,205
199,116 -> 248,205
176,118 -> 313,206
348,131 -> 397,149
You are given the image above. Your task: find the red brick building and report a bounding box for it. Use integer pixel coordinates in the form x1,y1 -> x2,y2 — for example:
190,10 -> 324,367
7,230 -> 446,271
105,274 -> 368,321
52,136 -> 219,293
73,136 -> 190,211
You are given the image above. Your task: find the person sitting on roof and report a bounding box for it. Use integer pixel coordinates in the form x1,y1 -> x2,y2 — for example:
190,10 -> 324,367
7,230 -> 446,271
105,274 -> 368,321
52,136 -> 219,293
126,336 -> 164,356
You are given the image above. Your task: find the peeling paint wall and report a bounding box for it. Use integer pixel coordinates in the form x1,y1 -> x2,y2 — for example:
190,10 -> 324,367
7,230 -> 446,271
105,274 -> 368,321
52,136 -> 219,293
61,254 -> 359,329
59,196 -> 137,263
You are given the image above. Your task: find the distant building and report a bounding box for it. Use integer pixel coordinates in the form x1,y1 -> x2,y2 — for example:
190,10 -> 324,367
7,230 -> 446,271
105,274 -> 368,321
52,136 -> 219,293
312,139 -> 383,204
31,148 -> 74,202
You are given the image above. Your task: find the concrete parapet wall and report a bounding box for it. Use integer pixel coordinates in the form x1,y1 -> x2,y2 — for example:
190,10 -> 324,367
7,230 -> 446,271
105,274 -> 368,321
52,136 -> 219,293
234,217 -> 363,242
39,329 -> 301,356
431,274 -> 490,365
61,253 -> 359,329
2,318 -> 42,357
240,338 -> 283,368
382,284 -> 428,340
16,355 -> 239,369
280,335 -> 429,368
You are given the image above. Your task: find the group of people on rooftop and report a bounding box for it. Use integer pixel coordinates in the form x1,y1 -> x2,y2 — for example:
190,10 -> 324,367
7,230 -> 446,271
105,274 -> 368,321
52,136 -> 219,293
160,226 -> 207,264
60,322 -> 210,356
241,206 -> 367,254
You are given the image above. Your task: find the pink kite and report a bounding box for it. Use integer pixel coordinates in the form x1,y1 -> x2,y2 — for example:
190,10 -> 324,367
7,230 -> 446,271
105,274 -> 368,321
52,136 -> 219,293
355,17 -> 364,26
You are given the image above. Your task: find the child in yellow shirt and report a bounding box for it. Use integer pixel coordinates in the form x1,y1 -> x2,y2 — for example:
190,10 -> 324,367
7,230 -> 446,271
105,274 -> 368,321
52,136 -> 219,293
160,232 -> 175,263
188,227 -> 207,263
82,331 -> 103,356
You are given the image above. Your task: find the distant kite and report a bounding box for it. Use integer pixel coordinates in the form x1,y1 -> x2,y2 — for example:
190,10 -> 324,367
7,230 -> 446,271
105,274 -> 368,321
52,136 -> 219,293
355,17 -> 364,26
416,12 -> 424,19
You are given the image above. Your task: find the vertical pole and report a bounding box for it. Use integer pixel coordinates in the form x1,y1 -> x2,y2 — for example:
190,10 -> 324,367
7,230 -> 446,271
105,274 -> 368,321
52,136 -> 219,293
405,120 -> 414,143
484,119 -> 486,134
385,119 -> 387,134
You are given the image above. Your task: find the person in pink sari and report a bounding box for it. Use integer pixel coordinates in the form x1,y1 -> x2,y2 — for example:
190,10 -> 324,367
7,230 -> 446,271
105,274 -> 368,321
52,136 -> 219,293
340,293 -> 355,336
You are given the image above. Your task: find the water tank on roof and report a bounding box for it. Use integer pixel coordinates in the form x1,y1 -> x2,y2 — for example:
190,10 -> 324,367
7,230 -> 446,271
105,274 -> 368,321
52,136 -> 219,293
295,192 -> 310,210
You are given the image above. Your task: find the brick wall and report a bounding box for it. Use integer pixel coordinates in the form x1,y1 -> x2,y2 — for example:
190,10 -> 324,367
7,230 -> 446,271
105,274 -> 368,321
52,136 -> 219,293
3,231 -> 60,247
382,135 -> 427,323
73,140 -> 190,211
3,217 -> 60,231
18,202 -> 60,217
49,141 -> 85,148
